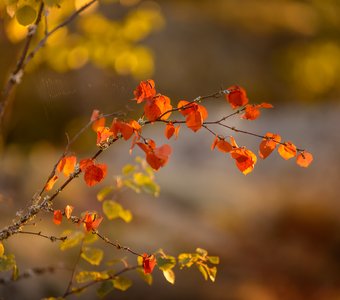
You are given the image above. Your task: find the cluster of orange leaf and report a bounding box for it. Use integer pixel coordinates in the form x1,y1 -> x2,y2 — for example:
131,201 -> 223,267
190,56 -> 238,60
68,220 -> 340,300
46,80 -> 312,191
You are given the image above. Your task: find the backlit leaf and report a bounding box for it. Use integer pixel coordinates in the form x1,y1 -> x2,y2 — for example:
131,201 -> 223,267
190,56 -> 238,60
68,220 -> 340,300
278,141 -> 297,160
103,200 -> 132,223
76,271 -> 108,283
97,186 -> 114,202
225,85 -> 249,109
163,269 -> 175,284
113,277 -> 132,291
60,230 -> 84,251
156,256 -> 176,271
81,247 -> 104,266
296,151 -> 313,167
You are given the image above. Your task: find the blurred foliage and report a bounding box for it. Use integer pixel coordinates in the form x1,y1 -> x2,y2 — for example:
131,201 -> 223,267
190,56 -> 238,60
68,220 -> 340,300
1,0 -> 164,78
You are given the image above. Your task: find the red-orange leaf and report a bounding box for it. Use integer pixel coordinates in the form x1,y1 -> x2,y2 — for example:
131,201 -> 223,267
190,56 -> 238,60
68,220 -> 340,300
133,79 -> 156,103
53,210 -> 63,225
226,86 -> 249,109
84,163 -> 107,187
45,175 -> 58,191
137,140 -> 171,170
65,205 -> 74,219
278,142 -> 297,160
111,119 -> 139,140
165,122 -> 180,139
57,156 -> 77,177
82,212 -> 103,232
230,148 -> 257,175
79,158 -> 94,172
259,133 -> 281,159
242,103 -> 273,120
142,253 -> 157,274
296,151 -> 313,168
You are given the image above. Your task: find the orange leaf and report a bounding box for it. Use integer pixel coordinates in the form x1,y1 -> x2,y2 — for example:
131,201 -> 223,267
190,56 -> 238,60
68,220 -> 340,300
144,94 -> 172,122
178,101 -> 208,132
259,133 -> 281,159
53,210 -> 63,225
296,151 -> 313,168
142,253 -> 157,274
57,156 -> 77,177
65,205 -> 74,219
110,119 -> 137,140
230,148 -> 257,175
82,212 -> 103,232
165,123 -> 180,139
242,103 -> 273,120
91,110 -> 106,132
226,85 -> 249,109
216,139 -> 232,153
133,79 -> 156,103
79,158 -> 93,172
84,163 -> 107,187
45,175 -> 58,191
278,142 -> 297,160
97,127 -> 113,145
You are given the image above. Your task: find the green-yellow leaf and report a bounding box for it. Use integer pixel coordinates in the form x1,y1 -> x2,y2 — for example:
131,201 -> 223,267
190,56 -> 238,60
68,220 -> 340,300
178,253 -> 194,268
207,256 -> 220,265
15,5 -> 37,26
156,256 -> 176,271
103,200 -> 132,223
60,230 -> 84,251
83,232 -> 98,244
81,247 -> 104,266
196,248 -> 208,257
97,280 -> 114,298
123,179 -> 140,193
197,264 -> 208,281
136,268 -> 153,285
163,269 -> 175,284
122,164 -> 136,175
113,276 -> 132,291
76,271 -> 109,283
208,266 -> 217,282
0,242 -> 4,257
97,186 -> 114,202
0,254 -> 16,272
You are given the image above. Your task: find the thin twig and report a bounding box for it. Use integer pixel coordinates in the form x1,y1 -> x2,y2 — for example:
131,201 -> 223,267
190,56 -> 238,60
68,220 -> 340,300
0,2 -> 45,128
18,230 -> 67,242
95,231 -> 142,256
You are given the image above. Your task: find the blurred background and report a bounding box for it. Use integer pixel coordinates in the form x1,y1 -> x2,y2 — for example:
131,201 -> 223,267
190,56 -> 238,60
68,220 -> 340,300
0,0 -> 340,299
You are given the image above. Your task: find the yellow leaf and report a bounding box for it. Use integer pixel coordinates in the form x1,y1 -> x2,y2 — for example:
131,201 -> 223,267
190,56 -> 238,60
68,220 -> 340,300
163,269 -> 175,284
